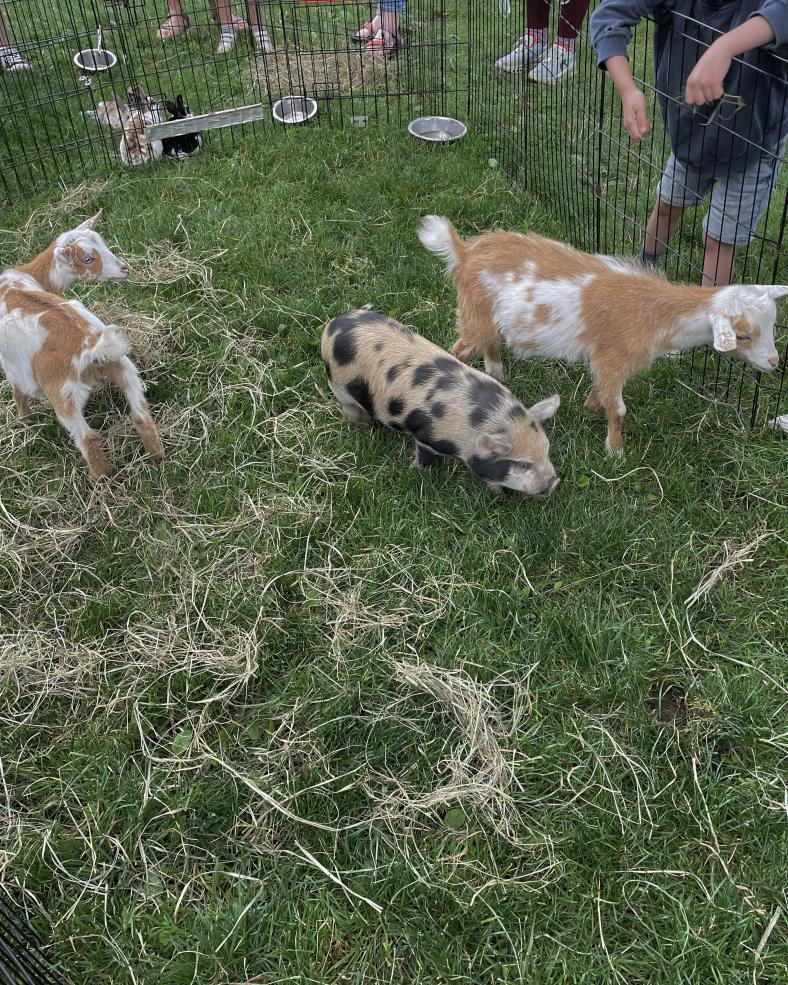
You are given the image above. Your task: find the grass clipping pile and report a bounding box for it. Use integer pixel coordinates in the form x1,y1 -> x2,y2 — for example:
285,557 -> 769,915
247,45 -> 397,99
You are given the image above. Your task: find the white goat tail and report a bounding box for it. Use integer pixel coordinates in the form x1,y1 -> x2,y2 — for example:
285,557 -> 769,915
78,326 -> 130,372
418,215 -> 464,274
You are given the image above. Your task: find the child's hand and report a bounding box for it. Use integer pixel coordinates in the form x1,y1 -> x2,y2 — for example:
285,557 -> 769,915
621,86 -> 651,141
685,41 -> 732,105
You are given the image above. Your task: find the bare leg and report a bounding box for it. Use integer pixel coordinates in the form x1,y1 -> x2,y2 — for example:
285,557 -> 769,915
104,357 -> 164,460
245,0 -> 273,51
642,197 -> 687,258
701,233 -> 735,286
157,0 -> 190,40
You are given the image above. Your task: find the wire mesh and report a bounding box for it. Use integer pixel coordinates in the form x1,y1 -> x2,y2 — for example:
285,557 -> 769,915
0,897 -> 63,985
468,0 -> 788,426
0,0 -> 785,422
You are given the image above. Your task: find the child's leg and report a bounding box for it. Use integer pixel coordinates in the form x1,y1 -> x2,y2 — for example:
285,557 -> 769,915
640,154 -> 707,265
556,0 -> 591,45
702,145 -> 785,286
379,0 -> 405,44
245,0 -> 273,51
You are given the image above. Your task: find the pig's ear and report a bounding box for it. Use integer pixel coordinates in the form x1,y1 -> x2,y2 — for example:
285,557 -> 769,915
477,431 -> 512,457
528,394 -> 560,423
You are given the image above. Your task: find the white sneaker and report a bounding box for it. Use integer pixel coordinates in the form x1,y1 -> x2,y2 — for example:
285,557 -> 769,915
252,26 -> 274,54
528,42 -> 576,83
0,45 -> 30,71
495,32 -> 547,72
217,26 -> 242,54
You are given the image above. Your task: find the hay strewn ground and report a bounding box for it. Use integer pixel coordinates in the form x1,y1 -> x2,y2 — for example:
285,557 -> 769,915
0,126 -> 787,985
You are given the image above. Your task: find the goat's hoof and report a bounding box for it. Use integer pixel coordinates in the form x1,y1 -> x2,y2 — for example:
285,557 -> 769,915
604,440 -> 624,458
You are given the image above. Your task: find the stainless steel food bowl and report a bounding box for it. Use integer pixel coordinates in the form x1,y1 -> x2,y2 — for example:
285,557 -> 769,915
408,116 -> 467,142
73,47 -> 118,72
272,95 -> 318,125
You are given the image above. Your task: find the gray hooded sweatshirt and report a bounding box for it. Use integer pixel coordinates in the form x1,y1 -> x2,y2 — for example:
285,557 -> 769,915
591,0 -> 788,176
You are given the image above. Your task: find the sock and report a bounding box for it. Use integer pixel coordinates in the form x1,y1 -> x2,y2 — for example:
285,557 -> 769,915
252,25 -> 272,50
638,248 -> 662,267
528,28 -> 548,46
556,36 -> 576,53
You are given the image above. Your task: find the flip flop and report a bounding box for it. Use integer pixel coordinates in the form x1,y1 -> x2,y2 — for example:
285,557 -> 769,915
157,13 -> 190,41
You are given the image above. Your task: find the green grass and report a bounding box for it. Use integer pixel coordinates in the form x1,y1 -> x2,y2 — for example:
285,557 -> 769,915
1,122 -> 787,984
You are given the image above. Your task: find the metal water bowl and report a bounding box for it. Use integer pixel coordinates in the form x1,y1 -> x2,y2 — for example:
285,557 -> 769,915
272,95 -> 318,125
73,47 -> 117,72
408,116 -> 467,143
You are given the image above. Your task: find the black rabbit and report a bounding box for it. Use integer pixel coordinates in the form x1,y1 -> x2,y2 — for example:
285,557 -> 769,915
161,95 -> 203,161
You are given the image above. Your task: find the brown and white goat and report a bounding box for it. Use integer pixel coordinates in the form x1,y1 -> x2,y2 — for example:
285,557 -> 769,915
0,215 -> 163,479
419,216 -> 787,455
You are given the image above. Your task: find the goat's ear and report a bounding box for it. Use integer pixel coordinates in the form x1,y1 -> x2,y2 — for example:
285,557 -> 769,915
76,210 -> 102,231
710,313 -> 737,353
54,242 -> 76,265
477,431 -> 512,457
528,394 -> 560,423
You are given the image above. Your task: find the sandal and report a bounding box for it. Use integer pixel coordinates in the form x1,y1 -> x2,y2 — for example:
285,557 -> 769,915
352,19 -> 377,43
157,13 -> 190,41
362,31 -> 399,58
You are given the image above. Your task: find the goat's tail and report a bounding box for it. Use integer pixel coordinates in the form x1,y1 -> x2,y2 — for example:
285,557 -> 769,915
78,326 -> 130,373
418,215 -> 466,277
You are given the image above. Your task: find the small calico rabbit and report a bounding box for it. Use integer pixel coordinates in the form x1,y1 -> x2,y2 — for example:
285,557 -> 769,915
161,95 -> 203,160
89,86 -> 162,130
120,110 -> 163,167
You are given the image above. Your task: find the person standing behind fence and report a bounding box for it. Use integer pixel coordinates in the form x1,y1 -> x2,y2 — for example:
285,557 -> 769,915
157,0 -> 272,54
591,0 -> 788,286
496,0 -> 592,82
353,2 -> 406,57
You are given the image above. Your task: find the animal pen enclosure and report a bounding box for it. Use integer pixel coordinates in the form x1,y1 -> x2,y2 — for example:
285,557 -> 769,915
0,0 -> 786,424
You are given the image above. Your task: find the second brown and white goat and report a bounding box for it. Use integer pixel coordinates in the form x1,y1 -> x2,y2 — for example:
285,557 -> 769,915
419,215 -> 786,454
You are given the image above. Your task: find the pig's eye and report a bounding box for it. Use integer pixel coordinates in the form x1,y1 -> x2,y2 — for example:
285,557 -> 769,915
735,334 -> 750,341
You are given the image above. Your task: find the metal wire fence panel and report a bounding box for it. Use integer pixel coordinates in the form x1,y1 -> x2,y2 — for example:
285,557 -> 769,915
468,0 -> 788,425
0,0 -> 785,422
0,1 -> 469,201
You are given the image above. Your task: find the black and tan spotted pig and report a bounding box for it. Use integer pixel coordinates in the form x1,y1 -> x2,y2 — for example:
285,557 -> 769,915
321,309 -> 561,496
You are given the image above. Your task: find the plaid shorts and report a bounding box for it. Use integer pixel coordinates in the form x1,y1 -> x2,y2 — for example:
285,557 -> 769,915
657,147 -> 785,246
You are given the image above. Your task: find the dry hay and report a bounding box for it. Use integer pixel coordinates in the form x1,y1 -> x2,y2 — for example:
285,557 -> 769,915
126,240 -> 224,289
246,45 -> 398,100
1,179 -> 111,257
372,661 -> 527,839
685,527 -> 775,608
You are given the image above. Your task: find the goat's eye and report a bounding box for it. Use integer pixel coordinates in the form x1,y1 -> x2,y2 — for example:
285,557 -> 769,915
82,256 -> 94,264
735,334 -> 750,341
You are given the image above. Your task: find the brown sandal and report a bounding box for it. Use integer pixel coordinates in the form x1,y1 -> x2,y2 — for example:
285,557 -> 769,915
157,13 -> 190,41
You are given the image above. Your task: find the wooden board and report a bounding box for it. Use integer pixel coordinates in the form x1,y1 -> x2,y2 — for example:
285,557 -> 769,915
146,103 -> 265,140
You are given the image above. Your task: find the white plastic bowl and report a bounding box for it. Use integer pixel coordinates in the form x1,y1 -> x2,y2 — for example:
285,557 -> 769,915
272,95 -> 318,125
408,116 -> 467,142
73,47 -> 117,72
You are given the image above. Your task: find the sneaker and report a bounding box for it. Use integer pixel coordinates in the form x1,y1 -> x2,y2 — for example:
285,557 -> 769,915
217,25 -> 244,55
495,32 -> 546,72
0,45 -> 30,71
251,26 -> 274,54
528,41 -> 576,83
